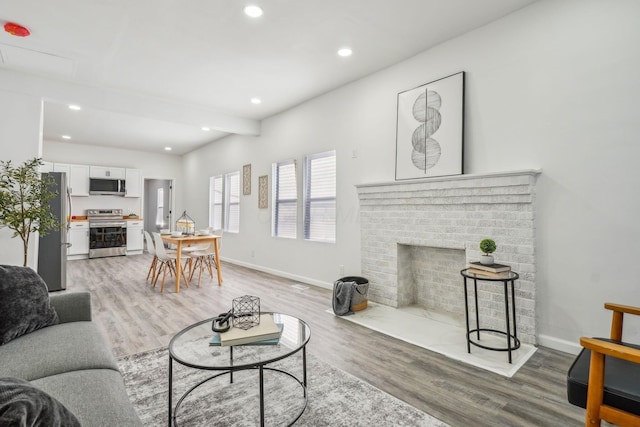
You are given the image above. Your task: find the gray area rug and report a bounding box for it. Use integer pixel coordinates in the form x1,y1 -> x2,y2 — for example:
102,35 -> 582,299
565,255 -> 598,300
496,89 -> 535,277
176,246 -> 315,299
118,346 -> 450,426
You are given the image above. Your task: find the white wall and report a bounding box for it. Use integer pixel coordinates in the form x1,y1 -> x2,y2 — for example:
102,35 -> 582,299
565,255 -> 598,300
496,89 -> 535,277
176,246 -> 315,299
182,0 -> 640,352
0,89 -> 44,267
43,140 -> 183,219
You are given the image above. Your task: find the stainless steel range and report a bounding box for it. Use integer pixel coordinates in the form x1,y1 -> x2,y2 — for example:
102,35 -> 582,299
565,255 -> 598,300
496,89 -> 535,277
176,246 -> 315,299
87,209 -> 127,258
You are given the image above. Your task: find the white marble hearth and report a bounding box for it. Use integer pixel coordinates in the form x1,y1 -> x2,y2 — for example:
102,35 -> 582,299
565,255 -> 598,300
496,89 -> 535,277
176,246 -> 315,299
328,302 -> 537,378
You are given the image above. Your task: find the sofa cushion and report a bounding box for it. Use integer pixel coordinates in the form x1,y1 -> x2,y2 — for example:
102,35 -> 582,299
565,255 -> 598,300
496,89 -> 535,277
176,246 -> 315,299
0,265 -> 59,345
0,322 -> 119,381
0,377 -> 80,427
31,369 -> 143,427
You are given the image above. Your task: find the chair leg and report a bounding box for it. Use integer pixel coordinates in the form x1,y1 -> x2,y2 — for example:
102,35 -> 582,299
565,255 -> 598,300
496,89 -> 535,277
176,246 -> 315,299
147,256 -> 158,282
152,262 -> 163,287
585,351 -> 605,427
160,264 -> 169,293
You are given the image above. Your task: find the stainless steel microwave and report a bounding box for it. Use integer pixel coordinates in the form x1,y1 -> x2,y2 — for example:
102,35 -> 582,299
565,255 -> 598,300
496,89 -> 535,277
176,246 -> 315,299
89,178 -> 126,195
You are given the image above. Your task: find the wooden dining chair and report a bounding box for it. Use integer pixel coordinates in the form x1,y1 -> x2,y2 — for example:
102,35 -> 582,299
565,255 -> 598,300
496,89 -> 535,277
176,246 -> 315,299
151,232 -> 191,292
187,230 -> 222,287
143,230 -> 158,282
567,303 -> 640,426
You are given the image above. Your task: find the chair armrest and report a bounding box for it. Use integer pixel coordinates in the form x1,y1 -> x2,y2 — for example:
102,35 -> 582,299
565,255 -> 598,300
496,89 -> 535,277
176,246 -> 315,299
604,303 -> 640,341
49,291 -> 92,323
605,303 -> 640,316
580,337 -> 640,364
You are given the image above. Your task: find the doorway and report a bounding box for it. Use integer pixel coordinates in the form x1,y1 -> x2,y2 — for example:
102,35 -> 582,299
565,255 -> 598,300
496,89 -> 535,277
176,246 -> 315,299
144,179 -> 173,234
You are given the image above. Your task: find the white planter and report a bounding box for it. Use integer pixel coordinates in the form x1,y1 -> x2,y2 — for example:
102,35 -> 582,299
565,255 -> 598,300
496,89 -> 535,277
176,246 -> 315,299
480,255 -> 494,265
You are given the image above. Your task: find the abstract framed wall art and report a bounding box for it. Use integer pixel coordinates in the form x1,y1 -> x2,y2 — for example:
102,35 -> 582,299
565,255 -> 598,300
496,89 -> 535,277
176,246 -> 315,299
243,164 -> 251,195
395,71 -> 465,180
258,175 -> 268,209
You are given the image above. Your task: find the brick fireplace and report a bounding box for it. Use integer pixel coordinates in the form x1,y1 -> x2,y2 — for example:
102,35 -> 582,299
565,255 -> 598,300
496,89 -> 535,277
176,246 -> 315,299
356,170 -> 541,344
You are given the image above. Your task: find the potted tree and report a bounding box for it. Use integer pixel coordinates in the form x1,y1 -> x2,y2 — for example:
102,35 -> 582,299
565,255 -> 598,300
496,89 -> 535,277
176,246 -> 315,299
0,158 -> 60,266
479,238 -> 497,265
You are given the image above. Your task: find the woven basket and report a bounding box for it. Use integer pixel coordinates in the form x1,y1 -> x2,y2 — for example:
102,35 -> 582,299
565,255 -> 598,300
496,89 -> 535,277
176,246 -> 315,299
340,276 -> 369,312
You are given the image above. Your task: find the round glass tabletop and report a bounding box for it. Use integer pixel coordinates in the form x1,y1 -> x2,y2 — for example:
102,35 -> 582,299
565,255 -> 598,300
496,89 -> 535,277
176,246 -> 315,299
169,312 -> 311,370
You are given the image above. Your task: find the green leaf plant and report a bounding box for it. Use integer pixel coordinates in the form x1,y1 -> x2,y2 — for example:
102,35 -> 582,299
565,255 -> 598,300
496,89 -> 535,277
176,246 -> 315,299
479,238 -> 497,256
0,158 -> 60,266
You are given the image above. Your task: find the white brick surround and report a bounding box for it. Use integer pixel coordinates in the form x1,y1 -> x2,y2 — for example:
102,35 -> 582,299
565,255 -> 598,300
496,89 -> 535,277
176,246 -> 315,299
356,170 -> 541,345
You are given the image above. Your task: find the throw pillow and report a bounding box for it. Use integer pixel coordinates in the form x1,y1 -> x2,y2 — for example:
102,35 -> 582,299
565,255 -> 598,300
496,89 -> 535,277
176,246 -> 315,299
0,265 -> 59,346
0,377 -> 81,427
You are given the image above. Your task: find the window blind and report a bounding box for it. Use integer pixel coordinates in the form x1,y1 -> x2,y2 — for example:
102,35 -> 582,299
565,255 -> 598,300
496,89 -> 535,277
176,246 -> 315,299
209,175 -> 223,230
225,171 -> 240,233
272,160 -> 297,238
304,150 -> 336,242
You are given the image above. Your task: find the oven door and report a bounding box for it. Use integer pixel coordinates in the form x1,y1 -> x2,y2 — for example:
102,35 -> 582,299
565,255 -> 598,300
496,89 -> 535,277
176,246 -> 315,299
89,222 -> 127,258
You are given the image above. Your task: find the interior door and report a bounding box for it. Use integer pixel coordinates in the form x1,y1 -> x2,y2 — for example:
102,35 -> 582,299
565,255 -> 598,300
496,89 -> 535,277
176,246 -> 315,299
144,179 -> 172,233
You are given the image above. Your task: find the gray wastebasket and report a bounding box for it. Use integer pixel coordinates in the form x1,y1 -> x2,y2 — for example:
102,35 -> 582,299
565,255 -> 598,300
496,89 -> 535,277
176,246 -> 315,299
339,276 -> 369,311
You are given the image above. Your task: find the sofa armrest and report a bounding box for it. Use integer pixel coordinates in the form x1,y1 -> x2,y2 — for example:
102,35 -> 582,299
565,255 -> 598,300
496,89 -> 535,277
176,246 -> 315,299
49,292 -> 92,323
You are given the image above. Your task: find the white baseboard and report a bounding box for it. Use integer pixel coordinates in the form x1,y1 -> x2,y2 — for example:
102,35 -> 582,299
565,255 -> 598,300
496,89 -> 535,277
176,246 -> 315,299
220,257 -> 333,290
537,334 -> 581,355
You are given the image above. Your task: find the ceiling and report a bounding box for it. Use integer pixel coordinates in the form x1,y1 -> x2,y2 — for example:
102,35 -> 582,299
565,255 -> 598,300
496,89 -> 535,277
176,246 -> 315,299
0,0 -> 537,155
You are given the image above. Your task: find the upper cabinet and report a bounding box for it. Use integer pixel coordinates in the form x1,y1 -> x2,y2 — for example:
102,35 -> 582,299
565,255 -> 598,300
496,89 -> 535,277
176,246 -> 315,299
52,163 -> 90,196
89,166 -> 125,179
125,168 -> 141,198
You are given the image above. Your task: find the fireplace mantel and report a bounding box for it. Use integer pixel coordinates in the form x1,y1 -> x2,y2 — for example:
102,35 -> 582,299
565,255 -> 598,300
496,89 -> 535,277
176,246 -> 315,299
356,169 -> 541,344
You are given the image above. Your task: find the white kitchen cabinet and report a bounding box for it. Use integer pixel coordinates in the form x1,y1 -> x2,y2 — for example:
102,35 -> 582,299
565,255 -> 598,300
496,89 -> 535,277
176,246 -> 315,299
51,163 -> 89,196
68,222 -> 89,259
126,220 -> 144,254
69,164 -> 89,196
125,168 -> 141,198
89,166 -> 125,179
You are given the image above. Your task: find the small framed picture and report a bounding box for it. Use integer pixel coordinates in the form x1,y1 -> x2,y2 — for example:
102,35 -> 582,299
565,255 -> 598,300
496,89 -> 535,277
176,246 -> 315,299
258,175 -> 268,209
243,164 -> 251,195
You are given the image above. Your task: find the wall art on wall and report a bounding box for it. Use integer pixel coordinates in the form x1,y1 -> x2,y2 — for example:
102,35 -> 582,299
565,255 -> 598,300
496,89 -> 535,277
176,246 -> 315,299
258,175 -> 268,209
395,71 -> 465,180
243,164 -> 251,195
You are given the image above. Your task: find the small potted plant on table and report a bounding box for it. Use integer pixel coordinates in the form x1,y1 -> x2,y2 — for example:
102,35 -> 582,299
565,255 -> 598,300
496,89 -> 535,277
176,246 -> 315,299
479,238 -> 497,265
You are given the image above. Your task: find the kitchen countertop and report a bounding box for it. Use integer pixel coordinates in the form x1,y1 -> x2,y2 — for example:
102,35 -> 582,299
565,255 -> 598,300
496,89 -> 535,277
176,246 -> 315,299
69,217 -> 143,222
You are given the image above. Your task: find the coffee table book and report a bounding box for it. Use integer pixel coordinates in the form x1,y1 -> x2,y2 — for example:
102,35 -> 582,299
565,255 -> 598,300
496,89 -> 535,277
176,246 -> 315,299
218,314 -> 283,346
469,261 -> 511,273
467,268 -> 511,279
210,323 -> 283,346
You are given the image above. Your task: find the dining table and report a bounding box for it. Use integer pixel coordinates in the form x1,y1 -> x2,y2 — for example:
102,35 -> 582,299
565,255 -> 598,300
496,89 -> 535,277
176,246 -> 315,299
161,234 -> 223,293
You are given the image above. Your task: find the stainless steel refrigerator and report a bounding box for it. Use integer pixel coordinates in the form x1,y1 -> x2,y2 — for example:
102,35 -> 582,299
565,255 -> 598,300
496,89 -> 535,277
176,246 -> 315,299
38,172 -> 70,291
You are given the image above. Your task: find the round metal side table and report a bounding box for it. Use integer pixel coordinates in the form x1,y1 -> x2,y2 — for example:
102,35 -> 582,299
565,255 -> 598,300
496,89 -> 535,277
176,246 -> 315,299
461,268 -> 521,363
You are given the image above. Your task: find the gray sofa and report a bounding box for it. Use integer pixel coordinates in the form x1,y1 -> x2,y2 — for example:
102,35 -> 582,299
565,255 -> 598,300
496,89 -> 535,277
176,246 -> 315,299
0,291 -> 142,426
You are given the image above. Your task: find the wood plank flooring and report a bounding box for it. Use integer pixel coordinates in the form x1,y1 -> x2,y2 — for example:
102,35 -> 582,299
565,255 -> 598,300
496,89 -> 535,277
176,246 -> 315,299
66,254 -> 585,426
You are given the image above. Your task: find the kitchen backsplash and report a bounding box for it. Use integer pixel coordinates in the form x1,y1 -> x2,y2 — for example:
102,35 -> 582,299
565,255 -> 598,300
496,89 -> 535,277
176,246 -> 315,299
71,195 -> 141,218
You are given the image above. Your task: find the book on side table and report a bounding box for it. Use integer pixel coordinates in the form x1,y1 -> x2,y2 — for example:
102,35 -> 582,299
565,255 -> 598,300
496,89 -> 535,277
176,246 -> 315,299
468,261 -> 511,273
467,268 -> 512,279
211,314 -> 283,347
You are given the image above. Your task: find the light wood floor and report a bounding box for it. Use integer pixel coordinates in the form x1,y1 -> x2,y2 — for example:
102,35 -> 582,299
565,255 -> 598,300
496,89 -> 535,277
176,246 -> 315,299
66,254 -> 585,426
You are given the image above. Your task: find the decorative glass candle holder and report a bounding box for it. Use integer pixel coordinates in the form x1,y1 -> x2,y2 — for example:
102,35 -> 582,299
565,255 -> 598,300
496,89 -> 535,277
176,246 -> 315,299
176,210 -> 195,235
232,295 -> 260,330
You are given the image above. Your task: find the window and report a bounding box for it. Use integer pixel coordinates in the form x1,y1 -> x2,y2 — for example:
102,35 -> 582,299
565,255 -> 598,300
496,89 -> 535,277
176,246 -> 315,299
304,150 -> 336,242
208,172 -> 239,233
209,175 -> 223,230
272,160 -> 297,238
155,188 -> 165,227
225,171 -> 240,233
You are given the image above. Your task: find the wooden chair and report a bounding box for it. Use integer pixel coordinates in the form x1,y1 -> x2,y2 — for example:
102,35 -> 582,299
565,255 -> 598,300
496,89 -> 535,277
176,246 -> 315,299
143,230 -> 158,282
151,232 -> 191,293
567,303 -> 640,426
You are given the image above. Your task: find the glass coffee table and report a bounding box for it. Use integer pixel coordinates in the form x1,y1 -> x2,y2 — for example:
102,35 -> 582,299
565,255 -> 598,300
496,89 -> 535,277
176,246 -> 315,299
168,312 -> 310,426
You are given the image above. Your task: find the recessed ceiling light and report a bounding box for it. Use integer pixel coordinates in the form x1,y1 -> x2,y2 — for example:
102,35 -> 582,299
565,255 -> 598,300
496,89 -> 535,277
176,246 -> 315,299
164,147 -> 172,151
68,104 -> 81,111
244,5 -> 263,18
337,47 -> 353,57
62,135 -> 71,140
250,98 -> 262,105
202,126 -> 210,131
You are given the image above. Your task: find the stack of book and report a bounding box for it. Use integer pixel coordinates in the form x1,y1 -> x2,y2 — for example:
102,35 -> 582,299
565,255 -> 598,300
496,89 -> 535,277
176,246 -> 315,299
210,314 -> 283,347
467,261 -> 512,278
